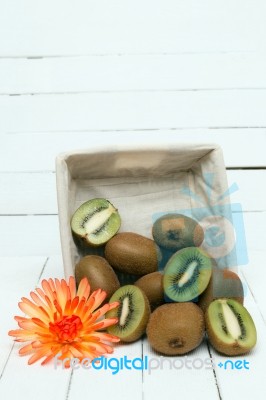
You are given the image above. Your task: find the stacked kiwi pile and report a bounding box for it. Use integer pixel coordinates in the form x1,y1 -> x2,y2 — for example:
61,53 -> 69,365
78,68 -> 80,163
71,198 -> 257,356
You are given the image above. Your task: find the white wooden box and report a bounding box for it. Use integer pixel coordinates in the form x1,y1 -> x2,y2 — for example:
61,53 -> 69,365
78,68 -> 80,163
56,143 -> 231,278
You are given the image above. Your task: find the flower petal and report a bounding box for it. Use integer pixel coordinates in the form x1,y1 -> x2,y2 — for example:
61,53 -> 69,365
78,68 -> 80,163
77,277 -> 90,299
28,347 -> 52,365
19,301 -> 50,321
19,343 -> 34,355
10,276 -> 120,367
68,276 -> 77,300
86,332 -> 121,343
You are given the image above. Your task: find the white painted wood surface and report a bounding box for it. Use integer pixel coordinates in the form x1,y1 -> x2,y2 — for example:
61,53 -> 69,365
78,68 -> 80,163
0,1 -> 266,399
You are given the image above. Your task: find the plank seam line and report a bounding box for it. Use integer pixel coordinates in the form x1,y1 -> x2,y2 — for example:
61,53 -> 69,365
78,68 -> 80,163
206,341 -> 223,400
36,257 -> 49,285
0,171 -> 55,174
0,214 -> 58,217
0,343 -> 15,382
6,126 -> 266,134
65,369 -> 74,400
227,167 -> 266,170
0,50 -> 259,60
4,87 -> 266,96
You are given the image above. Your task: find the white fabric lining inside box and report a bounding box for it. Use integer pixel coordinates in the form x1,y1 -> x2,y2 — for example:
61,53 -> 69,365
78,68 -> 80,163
56,144 -> 230,278
74,172 -> 190,238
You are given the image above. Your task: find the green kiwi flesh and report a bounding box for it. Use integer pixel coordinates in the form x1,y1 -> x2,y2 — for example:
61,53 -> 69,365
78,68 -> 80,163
106,285 -> 150,342
71,198 -> 121,247
75,255 -> 120,301
199,269 -> 244,312
206,299 -> 257,356
146,303 -> 204,355
135,272 -> 164,310
152,213 -> 204,251
163,247 -> 212,302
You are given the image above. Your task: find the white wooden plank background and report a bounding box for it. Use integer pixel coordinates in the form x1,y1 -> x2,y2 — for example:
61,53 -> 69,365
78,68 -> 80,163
1,0 -> 266,56
0,1 -> 266,399
1,92 -> 266,132
1,53 -> 266,94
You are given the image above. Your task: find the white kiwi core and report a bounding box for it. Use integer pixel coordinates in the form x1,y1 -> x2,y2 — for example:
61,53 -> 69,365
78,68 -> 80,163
120,297 -> 130,326
84,204 -> 115,234
220,300 -> 242,340
178,261 -> 198,287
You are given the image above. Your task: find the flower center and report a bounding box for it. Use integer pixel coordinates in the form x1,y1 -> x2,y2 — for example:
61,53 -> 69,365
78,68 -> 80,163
49,315 -> 83,343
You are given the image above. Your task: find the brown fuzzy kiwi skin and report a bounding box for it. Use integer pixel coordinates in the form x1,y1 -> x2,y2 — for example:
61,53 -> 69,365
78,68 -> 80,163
134,272 -> 164,310
75,255 -> 120,301
107,286 -> 151,343
152,213 -> 204,251
199,269 -> 244,313
205,299 -> 255,356
104,232 -> 158,275
146,303 -> 205,355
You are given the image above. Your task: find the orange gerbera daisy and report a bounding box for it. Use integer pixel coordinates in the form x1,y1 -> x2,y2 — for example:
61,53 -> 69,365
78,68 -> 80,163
9,277 -> 120,367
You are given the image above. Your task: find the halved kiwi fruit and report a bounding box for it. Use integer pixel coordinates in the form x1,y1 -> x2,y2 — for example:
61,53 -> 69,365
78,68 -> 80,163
135,272 -> 164,310
163,247 -> 213,302
152,213 -> 204,251
199,269 -> 244,312
75,255 -> 120,301
71,198 -> 121,247
106,285 -> 150,342
146,302 -> 205,355
206,299 -> 257,356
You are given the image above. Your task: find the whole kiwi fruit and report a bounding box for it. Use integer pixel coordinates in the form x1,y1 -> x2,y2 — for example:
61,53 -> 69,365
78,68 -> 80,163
199,269 -> 244,312
206,298 -> 257,356
75,255 -> 120,301
147,302 -> 205,355
152,213 -> 204,251
135,272 -> 164,310
105,232 -> 158,275
106,285 -> 151,342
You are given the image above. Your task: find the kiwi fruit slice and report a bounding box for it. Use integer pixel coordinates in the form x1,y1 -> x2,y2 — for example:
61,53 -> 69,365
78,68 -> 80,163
71,198 -> 121,247
163,247 -> 213,302
105,232 -> 158,275
147,303 -> 204,355
75,255 -> 120,301
199,269 -> 244,312
152,213 -> 204,251
206,299 -> 257,356
135,272 -> 164,310
106,285 -> 151,342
